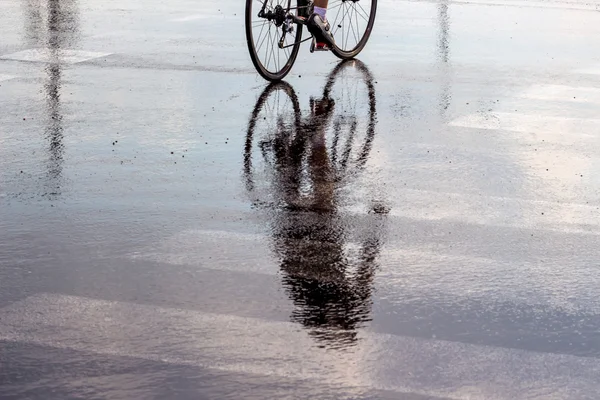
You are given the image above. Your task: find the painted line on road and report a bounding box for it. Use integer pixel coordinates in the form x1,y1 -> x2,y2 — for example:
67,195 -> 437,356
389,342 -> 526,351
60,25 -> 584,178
1,293 -> 599,400
574,67 -> 600,76
0,74 -> 16,82
449,0 -> 600,11
170,14 -> 212,22
0,49 -> 112,64
87,30 -> 136,39
130,227 -> 600,314
521,84 -> 600,104
380,188 -> 600,235
449,112 -> 600,138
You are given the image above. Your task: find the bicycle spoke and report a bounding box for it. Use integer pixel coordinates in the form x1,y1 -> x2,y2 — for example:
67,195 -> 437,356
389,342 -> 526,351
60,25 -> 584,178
345,9 -> 354,49
339,3 -> 351,50
330,2 -> 344,36
353,4 -> 361,45
256,23 -> 266,53
355,2 -> 371,22
270,27 -> 278,72
256,21 -> 271,56
346,4 -> 355,49
268,29 -> 275,72
349,4 -> 360,48
328,1 -> 343,11
266,26 -> 274,70
276,30 -> 281,72
267,26 -> 276,69
255,24 -> 269,52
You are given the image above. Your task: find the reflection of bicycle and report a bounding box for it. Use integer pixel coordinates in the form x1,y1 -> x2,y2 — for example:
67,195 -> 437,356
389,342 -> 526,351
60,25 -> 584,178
243,60 -> 387,348
244,60 -> 377,210
245,0 -> 377,81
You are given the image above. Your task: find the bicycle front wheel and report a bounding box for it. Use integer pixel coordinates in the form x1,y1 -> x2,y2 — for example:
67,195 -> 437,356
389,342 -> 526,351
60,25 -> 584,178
328,0 -> 377,60
246,0 -> 304,81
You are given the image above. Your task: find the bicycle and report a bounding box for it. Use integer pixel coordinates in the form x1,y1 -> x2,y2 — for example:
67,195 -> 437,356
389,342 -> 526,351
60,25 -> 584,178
245,0 -> 377,81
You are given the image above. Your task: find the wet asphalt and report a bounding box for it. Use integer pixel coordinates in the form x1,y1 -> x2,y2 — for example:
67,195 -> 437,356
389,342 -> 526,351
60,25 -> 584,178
3,0 -> 600,398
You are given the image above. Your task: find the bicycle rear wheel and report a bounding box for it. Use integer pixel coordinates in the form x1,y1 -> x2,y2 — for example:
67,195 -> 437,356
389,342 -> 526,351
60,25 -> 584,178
328,0 -> 377,60
246,0 -> 304,81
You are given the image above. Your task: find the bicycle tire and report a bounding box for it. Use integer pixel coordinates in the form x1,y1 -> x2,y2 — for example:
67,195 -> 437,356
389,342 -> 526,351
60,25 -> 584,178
245,0 -> 304,81
329,0 -> 377,60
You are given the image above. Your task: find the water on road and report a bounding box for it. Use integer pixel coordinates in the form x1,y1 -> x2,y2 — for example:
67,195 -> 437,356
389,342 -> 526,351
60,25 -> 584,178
2,0 -> 600,398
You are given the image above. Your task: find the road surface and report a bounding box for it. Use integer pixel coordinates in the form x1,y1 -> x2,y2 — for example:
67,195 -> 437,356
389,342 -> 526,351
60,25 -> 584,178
2,0 -> 600,398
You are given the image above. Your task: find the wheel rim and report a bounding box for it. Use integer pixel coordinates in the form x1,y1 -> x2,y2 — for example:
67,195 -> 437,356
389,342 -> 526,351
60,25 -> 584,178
249,0 -> 300,76
327,0 -> 375,54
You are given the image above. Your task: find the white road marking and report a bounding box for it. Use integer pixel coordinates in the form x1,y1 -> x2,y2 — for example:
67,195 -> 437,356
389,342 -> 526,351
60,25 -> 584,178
170,14 -> 212,22
521,84 -> 600,104
0,74 -> 16,82
1,293 -> 600,400
0,49 -> 112,64
449,112 -> 600,138
87,30 -> 135,39
574,67 -> 600,75
131,224 -> 600,314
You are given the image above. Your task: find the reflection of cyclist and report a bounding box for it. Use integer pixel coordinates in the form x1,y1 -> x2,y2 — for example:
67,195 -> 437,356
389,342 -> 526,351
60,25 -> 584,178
306,0 -> 336,51
271,97 -> 383,348
300,97 -> 336,211
244,61 -> 387,348
272,95 -> 335,211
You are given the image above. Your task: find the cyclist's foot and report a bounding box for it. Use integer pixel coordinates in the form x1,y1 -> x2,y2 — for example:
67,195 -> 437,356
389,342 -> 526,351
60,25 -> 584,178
310,97 -> 335,118
307,13 -> 335,49
310,39 -> 331,52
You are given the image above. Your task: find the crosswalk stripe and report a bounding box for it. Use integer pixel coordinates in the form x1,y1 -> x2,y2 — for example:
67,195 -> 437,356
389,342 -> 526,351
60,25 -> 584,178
574,67 -> 600,75
131,227 -> 600,314
0,74 -> 16,82
449,112 -> 600,138
521,84 -> 600,104
1,293 -> 599,400
348,188 -> 600,234
0,49 -> 112,64
170,14 -> 212,22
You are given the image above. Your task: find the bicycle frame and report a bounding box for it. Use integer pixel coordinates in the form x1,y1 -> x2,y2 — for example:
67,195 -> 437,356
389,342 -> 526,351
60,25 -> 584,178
256,0 -> 314,49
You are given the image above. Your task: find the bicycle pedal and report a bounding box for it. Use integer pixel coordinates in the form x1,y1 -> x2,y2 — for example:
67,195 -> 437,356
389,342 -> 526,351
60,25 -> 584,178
310,38 -> 330,53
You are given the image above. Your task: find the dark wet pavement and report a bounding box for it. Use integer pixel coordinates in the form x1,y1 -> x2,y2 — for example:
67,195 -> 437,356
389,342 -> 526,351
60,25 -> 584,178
3,0 -> 600,398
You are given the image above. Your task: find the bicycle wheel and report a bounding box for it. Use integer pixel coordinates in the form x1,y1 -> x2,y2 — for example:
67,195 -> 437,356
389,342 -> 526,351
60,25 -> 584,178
246,0 -> 304,81
328,0 -> 377,60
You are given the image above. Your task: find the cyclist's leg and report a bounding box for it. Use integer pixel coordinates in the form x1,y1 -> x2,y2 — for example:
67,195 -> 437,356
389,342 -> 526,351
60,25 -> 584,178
313,0 -> 329,19
308,0 -> 335,48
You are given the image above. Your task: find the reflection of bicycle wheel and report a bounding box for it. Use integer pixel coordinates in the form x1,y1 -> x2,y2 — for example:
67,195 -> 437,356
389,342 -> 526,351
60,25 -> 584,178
328,0 -> 377,60
244,81 -> 304,207
320,60 -> 377,182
